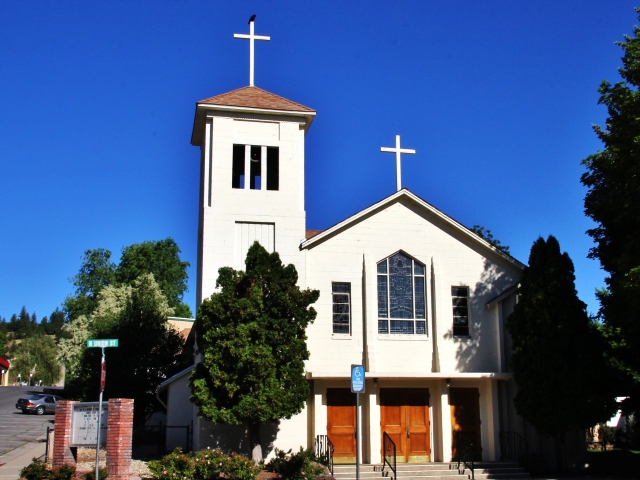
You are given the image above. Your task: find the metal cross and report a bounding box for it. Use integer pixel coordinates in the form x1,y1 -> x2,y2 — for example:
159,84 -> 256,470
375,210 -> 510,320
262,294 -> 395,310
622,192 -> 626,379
380,135 -> 416,191
234,15 -> 270,87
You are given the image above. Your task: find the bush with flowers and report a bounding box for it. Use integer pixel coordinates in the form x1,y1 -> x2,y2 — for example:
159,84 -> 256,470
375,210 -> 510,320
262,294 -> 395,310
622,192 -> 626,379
264,448 -> 325,480
148,447 -> 261,480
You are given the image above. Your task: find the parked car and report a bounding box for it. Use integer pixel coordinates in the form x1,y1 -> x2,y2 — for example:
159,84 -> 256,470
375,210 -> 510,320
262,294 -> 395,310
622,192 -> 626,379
15,394 -> 64,415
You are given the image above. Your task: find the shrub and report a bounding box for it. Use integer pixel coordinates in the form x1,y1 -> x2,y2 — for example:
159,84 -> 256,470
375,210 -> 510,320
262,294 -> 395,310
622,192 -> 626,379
265,448 -> 325,480
19,458 -> 76,480
20,458 -> 49,480
82,467 -> 108,480
148,447 -> 260,480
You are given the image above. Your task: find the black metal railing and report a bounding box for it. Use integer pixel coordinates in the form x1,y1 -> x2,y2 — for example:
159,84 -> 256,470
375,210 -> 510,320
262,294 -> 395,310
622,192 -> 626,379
454,431 -> 474,480
315,435 -> 334,476
383,432 -> 397,480
44,426 -> 53,463
499,431 -> 528,469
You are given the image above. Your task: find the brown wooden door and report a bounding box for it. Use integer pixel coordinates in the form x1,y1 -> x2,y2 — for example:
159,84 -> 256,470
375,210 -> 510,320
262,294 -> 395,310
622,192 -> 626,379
327,388 -> 357,463
450,388 -> 482,461
380,388 -> 431,463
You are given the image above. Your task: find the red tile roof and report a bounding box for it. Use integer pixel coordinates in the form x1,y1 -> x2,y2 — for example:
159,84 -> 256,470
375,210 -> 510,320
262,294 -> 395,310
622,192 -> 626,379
305,229 -> 323,240
198,86 -> 315,113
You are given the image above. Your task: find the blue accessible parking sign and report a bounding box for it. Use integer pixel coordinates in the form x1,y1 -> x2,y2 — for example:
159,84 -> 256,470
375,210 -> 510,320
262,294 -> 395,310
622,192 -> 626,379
351,364 -> 365,393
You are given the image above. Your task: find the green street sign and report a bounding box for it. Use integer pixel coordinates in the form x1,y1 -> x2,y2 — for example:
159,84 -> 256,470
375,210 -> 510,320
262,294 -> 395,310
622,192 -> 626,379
87,339 -> 119,348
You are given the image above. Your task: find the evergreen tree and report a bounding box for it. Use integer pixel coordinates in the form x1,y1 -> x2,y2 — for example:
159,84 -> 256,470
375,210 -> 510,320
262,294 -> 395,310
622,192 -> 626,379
10,307 -> 34,339
581,8 -> 640,414
190,242 -> 319,461
0,330 -> 7,357
506,236 -> 618,469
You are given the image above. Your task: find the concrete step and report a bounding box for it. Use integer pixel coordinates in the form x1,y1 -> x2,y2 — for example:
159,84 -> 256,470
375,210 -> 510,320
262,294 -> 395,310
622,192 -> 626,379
332,462 -> 529,480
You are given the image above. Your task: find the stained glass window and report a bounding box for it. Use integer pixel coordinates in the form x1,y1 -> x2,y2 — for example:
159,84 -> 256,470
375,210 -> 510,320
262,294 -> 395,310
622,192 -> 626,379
377,252 -> 426,335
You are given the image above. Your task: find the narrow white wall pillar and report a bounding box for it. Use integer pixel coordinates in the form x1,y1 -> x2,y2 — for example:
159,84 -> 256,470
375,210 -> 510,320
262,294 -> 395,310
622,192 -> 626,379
440,379 -> 452,461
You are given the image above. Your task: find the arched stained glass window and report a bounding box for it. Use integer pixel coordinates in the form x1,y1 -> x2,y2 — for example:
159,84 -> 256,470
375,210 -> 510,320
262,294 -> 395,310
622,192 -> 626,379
377,252 -> 426,334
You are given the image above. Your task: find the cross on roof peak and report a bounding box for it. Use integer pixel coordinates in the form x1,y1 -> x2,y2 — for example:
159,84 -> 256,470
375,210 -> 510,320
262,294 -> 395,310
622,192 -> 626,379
380,135 -> 416,191
234,15 -> 270,87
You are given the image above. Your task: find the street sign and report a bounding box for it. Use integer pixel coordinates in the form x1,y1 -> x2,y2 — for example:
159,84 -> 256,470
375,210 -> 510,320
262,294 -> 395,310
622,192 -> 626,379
351,364 -> 365,393
87,339 -> 118,348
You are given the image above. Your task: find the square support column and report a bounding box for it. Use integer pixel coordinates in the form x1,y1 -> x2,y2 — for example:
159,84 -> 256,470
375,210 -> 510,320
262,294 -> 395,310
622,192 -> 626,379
368,383 -> 381,464
106,398 -> 137,480
53,400 -> 76,468
440,380 -> 452,462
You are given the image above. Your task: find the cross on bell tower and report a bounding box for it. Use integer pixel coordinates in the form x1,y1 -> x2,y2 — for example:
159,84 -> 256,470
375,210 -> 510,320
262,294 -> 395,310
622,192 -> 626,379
381,135 -> 416,191
234,15 -> 271,86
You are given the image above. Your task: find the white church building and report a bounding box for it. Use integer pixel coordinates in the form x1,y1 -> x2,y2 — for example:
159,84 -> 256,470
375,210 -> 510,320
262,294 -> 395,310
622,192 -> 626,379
158,18 -> 537,467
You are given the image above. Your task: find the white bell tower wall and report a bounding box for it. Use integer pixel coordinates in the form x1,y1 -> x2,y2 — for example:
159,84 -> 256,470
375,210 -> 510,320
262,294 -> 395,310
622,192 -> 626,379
195,110 -> 309,307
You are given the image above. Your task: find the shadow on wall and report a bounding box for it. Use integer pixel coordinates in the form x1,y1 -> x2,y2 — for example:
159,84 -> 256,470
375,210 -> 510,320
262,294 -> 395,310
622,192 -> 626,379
443,258 -> 515,372
198,421 -> 280,457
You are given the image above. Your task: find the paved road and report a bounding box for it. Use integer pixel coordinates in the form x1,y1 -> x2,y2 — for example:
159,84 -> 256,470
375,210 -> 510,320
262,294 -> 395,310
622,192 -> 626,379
0,387 -> 54,457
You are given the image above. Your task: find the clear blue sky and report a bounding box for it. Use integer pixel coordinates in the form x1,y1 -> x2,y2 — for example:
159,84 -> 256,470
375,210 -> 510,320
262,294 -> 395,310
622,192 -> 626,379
0,1 -> 636,321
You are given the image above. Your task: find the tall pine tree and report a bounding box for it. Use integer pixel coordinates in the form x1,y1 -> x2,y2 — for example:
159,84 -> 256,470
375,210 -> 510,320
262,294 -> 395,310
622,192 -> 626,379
506,236 -> 618,469
581,8 -> 640,414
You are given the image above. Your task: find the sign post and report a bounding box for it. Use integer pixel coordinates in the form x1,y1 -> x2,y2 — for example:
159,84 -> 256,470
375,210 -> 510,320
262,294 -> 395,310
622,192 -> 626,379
351,365 -> 365,480
87,339 -> 118,480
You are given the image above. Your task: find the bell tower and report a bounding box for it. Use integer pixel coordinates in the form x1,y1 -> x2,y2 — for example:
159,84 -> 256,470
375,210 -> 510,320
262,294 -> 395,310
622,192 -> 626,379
191,86 -> 316,306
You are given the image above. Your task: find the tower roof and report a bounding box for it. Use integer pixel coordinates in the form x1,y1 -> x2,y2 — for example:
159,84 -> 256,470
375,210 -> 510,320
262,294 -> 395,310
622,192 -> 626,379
192,86 -> 316,145
198,86 -> 315,112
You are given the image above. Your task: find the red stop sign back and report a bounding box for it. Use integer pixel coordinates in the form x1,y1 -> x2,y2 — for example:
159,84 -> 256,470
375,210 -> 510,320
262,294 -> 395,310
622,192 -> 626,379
101,360 -> 106,391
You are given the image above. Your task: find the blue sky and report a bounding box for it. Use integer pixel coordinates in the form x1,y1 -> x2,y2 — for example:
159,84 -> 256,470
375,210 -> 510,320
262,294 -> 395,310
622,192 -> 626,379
0,1 -> 636,321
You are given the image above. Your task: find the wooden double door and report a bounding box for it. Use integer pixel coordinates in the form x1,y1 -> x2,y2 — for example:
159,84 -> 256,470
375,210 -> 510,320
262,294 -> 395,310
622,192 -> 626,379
450,388 -> 482,461
380,388 -> 431,463
327,389 -> 357,463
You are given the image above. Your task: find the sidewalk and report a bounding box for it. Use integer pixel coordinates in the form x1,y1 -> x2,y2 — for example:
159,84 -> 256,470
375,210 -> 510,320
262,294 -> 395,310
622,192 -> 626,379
0,438 -> 46,480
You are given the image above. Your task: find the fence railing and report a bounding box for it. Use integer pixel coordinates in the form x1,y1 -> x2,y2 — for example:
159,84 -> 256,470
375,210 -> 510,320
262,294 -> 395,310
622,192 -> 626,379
383,432 -> 397,480
499,431 -> 528,469
454,431 -> 474,480
315,435 -> 334,476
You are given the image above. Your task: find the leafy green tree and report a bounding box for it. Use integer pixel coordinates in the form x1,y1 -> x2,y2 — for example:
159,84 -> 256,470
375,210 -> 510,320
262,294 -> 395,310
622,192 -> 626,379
10,334 -> 61,385
470,225 -> 510,254
57,315 -> 90,380
190,242 -> 320,461
0,316 -> 7,334
77,274 -> 185,425
64,248 -> 117,321
116,238 -> 191,314
506,236 -> 618,470
581,8 -> 640,414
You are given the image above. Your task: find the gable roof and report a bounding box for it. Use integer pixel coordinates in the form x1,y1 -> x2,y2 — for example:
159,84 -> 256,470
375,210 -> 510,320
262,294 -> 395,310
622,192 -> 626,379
191,86 -> 316,145
301,188 -> 525,269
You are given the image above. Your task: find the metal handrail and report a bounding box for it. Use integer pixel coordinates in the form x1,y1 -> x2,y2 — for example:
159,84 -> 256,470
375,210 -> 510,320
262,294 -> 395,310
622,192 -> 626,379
383,432 -> 397,480
315,435 -> 334,476
499,431 -> 528,469
454,431 -> 474,480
